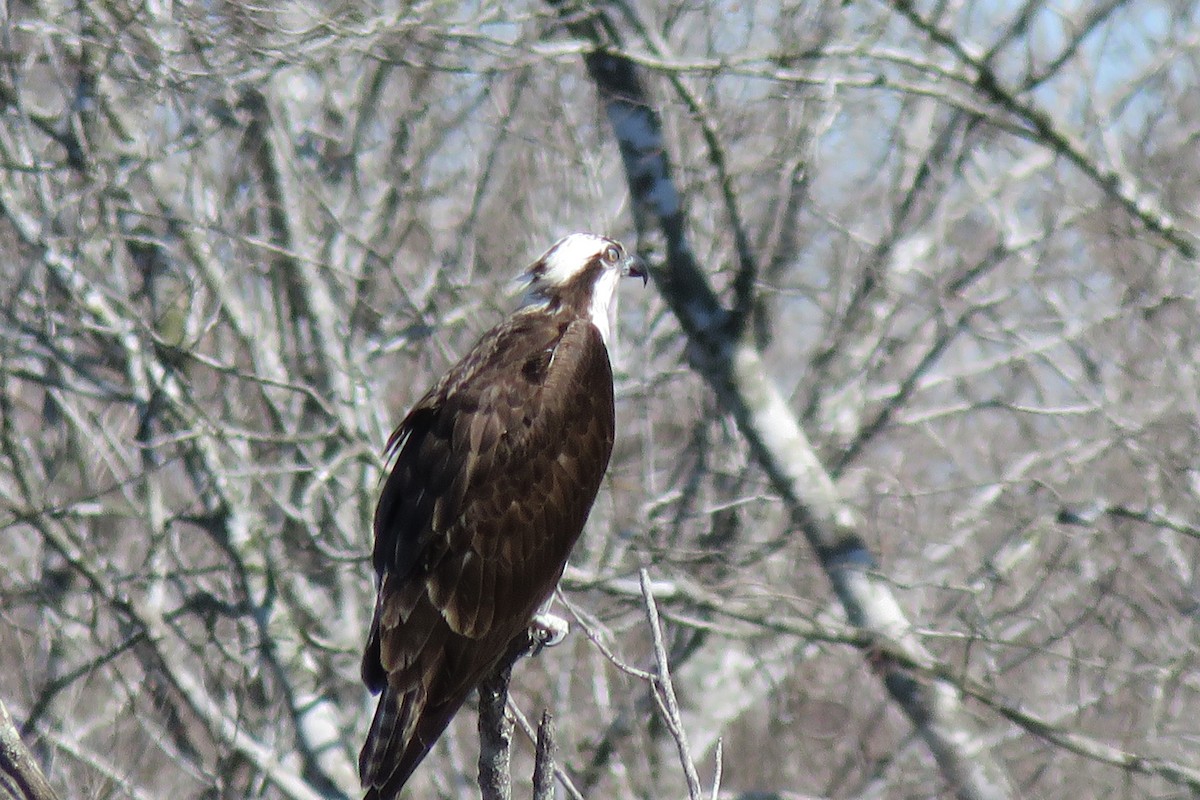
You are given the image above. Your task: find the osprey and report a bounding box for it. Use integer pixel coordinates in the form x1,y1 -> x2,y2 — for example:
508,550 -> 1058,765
360,234 -> 645,799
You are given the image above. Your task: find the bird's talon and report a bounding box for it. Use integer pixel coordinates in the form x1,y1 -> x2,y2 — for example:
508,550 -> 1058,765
530,612 -> 569,648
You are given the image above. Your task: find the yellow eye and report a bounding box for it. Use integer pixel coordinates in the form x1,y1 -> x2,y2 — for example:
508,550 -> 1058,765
603,245 -> 621,264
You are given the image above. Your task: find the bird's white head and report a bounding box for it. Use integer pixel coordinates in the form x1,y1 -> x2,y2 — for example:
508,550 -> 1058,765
520,233 -> 646,345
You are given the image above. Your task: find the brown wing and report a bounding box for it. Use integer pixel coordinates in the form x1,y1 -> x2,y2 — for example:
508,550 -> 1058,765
360,312 -> 615,799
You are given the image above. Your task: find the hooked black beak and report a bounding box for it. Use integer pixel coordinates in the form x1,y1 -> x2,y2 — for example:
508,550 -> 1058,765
622,254 -> 648,286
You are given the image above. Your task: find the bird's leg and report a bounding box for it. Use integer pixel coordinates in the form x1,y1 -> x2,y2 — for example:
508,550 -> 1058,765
530,612 -> 569,648
529,596 -> 569,651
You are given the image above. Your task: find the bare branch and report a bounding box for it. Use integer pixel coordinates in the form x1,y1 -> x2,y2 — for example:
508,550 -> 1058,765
0,700 -> 59,800
887,0 -> 1197,259
531,712 -> 556,800
709,738 -> 723,800
549,5 -> 1016,798
507,704 -> 586,800
640,569 -> 704,800
477,655 -> 516,800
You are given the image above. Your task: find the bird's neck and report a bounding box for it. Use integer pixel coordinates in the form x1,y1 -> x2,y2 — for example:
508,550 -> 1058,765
519,273 -> 619,347
587,268 -> 620,347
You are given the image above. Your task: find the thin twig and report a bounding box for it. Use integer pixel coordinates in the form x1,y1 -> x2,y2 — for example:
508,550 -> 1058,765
556,591 -> 657,682
710,738 -> 723,800
639,569 -> 703,800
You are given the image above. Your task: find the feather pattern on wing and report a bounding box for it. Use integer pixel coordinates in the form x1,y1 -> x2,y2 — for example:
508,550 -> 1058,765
359,310 -> 616,799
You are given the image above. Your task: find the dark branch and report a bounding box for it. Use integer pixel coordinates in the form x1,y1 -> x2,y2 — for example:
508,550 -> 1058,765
478,630 -> 549,800
477,654 -> 517,800
531,712 -> 555,800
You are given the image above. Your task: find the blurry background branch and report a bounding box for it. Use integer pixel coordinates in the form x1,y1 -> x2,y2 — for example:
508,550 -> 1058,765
549,3 -> 1012,798
0,700 -> 58,800
887,0 -> 1197,259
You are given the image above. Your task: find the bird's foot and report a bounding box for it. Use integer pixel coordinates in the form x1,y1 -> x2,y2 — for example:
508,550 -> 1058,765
530,612 -> 570,650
